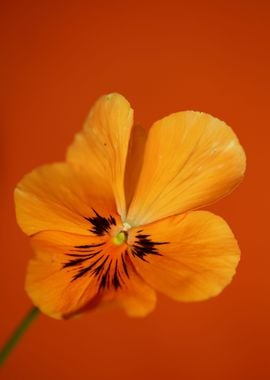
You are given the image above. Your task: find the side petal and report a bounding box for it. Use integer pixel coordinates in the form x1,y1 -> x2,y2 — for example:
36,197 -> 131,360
25,231 -> 107,319
67,93 -> 134,219
128,211 -> 240,302
127,111 -> 246,226
14,162 -> 119,236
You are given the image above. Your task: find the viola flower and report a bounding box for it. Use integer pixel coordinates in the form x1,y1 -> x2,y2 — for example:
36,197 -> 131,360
15,93 -> 246,319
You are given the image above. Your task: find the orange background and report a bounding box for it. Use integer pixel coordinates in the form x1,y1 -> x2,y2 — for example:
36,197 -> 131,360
1,1 -> 269,379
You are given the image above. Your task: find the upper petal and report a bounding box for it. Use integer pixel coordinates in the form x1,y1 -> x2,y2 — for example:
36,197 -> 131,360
14,162 -> 118,236
124,124 -> 148,209
128,211 -> 240,302
67,93 -> 134,219
127,111 -> 246,226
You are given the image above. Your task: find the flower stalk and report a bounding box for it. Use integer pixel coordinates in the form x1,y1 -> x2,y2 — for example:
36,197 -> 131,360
0,307 -> 39,366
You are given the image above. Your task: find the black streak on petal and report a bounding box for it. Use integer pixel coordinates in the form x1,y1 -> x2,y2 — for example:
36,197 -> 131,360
112,260 -> 121,290
71,256 -> 104,282
65,250 -> 102,258
121,251 -> 129,278
92,256 -> 109,278
84,209 -> 116,236
63,256 -> 92,268
99,260 -> 112,290
74,243 -> 105,249
131,233 -> 168,262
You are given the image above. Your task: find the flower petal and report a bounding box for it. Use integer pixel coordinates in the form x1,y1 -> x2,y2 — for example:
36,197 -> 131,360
26,230 -> 156,318
107,269 -> 157,317
25,231 -> 107,319
127,111 -> 246,226
15,162 -> 119,236
128,211 -> 240,302
67,93 -> 134,219
124,124 -> 148,209
70,271 -> 157,318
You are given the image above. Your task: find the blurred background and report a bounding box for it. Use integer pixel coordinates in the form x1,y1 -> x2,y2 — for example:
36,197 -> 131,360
1,0 -> 269,379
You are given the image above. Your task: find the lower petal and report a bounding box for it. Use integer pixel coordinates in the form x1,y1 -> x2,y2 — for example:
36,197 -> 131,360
128,211 -> 240,302
111,270 -> 156,317
26,230 -> 156,318
76,271 -> 157,318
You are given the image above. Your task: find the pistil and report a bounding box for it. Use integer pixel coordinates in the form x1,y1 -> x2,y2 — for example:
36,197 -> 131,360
112,231 -> 127,245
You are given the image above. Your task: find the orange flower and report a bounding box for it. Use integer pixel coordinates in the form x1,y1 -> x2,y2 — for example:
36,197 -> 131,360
15,93 -> 246,319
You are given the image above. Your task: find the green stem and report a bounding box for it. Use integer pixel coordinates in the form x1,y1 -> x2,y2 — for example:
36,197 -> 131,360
0,306 -> 39,366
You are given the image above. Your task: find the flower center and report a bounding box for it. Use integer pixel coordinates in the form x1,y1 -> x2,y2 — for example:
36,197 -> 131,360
112,230 -> 127,245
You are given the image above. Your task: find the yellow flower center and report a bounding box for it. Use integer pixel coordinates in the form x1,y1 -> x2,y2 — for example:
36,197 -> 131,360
112,231 -> 127,245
